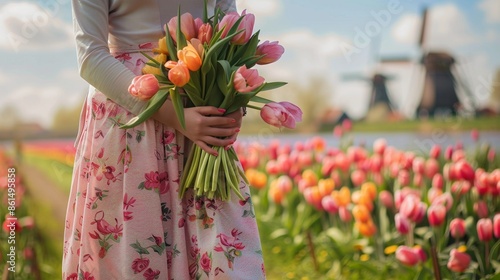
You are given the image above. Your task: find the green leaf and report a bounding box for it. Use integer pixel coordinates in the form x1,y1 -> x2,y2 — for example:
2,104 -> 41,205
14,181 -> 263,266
140,51 -> 160,65
130,241 -> 150,255
176,6 -> 187,50
249,95 -> 274,104
260,82 -> 287,91
170,88 -> 186,129
231,31 -> 260,65
202,29 -> 244,73
120,89 -> 170,129
165,32 -> 177,61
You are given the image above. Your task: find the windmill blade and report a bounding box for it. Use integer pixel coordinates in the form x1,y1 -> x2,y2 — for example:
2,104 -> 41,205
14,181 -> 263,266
379,57 -> 413,64
419,7 -> 428,50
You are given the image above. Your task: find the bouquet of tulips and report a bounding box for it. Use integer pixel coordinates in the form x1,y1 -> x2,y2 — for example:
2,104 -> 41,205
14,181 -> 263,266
120,2 -> 302,200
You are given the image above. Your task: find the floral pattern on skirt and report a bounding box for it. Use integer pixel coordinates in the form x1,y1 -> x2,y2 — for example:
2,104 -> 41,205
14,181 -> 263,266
62,44 -> 265,280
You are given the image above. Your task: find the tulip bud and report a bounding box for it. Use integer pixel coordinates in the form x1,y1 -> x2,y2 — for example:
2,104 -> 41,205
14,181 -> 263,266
255,40 -> 284,65
432,173 -> 444,190
455,160 -> 475,182
321,195 -> 339,214
166,61 -> 190,87
474,200 -> 489,219
427,204 -> 446,227
395,246 -> 420,266
429,144 -> 441,159
447,249 -> 471,273
128,74 -> 159,100
373,138 -> 387,155
494,213 -> 500,239
477,218 -> 493,242
395,213 -> 410,234
379,190 -> 393,209
450,218 -> 466,239
339,206 -> 352,222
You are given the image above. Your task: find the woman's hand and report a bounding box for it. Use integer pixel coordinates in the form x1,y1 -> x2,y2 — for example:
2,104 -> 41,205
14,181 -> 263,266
153,100 -> 243,156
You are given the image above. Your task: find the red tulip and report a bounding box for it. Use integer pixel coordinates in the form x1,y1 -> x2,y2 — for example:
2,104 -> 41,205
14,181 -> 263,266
427,204 -> 446,227
447,249 -> 471,273
450,218 -> 466,239
455,160 -> 475,182
429,144 -> 441,159
488,148 -> 496,162
128,74 -> 159,100
260,102 -> 302,129
432,192 -> 453,211
397,170 -> 411,186
432,173 -> 444,190
395,246 -> 420,266
493,213 -> 500,239
425,158 -> 440,179
412,157 -> 425,174
395,213 -> 410,234
444,146 -> 453,161
474,200 -> 489,219
255,40 -> 284,65
477,218 -> 493,242
413,245 -> 427,263
234,65 -> 264,93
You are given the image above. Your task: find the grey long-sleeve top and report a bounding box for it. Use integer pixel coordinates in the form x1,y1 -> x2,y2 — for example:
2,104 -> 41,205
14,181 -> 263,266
72,0 -> 236,115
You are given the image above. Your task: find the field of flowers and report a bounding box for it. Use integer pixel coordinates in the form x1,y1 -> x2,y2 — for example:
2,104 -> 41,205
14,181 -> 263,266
1,125 -> 499,279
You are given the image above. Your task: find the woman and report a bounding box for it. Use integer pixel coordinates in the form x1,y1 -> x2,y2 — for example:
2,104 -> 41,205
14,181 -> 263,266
63,0 -> 265,279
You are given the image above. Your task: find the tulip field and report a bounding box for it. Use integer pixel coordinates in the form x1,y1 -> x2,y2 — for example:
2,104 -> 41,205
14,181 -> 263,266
1,126 -> 500,279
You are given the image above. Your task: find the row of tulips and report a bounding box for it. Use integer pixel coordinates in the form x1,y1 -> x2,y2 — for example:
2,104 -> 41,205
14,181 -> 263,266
236,127 -> 499,278
0,148 -> 39,279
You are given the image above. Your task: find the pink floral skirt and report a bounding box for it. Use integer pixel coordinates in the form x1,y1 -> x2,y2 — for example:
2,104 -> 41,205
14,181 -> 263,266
62,45 -> 265,279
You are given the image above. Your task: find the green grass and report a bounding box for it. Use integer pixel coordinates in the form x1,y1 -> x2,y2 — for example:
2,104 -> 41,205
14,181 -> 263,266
22,154 -> 72,194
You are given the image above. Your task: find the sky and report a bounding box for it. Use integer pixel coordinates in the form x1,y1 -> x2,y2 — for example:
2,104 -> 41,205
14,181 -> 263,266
0,0 -> 499,128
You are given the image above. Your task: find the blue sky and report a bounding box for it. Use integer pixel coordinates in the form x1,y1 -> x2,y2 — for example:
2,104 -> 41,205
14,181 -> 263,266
0,0 -> 499,127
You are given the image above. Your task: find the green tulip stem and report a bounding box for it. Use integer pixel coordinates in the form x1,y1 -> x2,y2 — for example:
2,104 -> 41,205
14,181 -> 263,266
485,241 -> 490,274
245,104 -> 262,110
430,237 -> 442,280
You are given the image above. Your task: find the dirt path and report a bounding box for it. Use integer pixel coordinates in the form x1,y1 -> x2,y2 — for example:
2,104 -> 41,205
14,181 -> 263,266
20,162 -> 69,236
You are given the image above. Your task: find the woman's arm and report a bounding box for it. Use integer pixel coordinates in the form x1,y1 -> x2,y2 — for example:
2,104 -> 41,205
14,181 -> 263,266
72,0 -> 147,115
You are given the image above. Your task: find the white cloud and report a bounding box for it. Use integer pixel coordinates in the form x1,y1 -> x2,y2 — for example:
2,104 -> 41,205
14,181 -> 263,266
391,4 -> 476,50
0,85 -> 83,128
0,2 -> 73,52
479,0 -> 500,23
236,0 -> 282,18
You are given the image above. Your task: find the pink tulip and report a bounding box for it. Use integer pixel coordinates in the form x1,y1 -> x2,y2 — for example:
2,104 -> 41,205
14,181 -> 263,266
219,10 -> 255,45
427,204 -> 446,227
197,22 -> 213,44
321,195 -> 339,214
233,65 -> 264,93
397,170 -> 411,186
413,246 -> 427,263
432,174 -> 444,190
494,213 -> 500,239
379,190 -> 393,209
395,213 -> 410,234
444,146 -> 453,161
429,144 -> 441,159
447,249 -> 471,273
425,158 -> 440,179
339,206 -> 352,222
413,173 -> 423,188
477,218 -> 493,242
350,169 -> 366,186
488,148 -> 496,162
128,74 -> 159,100
342,119 -> 352,132
167,13 -> 197,41
400,195 -> 426,223
373,138 -> 387,155
471,129 -> 479,142
265,160 -> 280,175
450,218 -> 466,239
412,157 -> 425,174
474,201 -> 489,219
432,192 -> 453,211
255,41 -> 284,65
451,180 -> 471,196
395,246 -> 420,266
260,102 -> 302,129
276,175 -> 293,193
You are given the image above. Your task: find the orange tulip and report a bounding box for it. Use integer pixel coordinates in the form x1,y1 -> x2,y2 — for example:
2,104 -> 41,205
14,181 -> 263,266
361,182 -> 377,201
318,178 -> 335,197
352,204 -> 371,223
301,169 -> 318,187
245,169 -> 267,189
332,186 -> 351,207
356,220 -> 377,237
177,42 -> 202,71
166,61 -> 190,87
